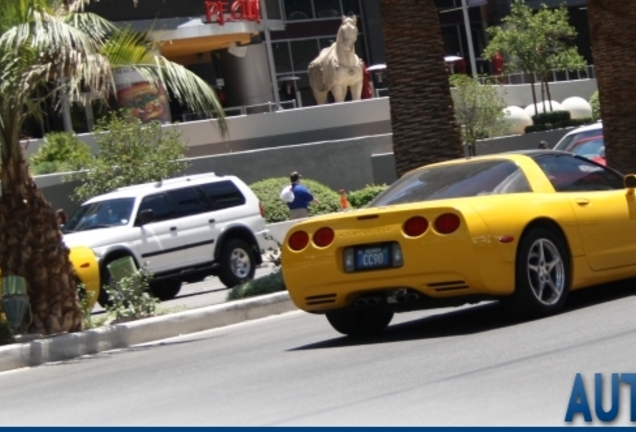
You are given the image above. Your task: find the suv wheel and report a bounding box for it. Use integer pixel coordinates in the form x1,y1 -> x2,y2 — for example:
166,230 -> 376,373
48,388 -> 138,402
218,239 -> 256,288
150,280 -> 182,301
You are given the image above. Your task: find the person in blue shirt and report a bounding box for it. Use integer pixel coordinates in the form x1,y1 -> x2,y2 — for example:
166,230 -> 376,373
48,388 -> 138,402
288,171 -> 320,220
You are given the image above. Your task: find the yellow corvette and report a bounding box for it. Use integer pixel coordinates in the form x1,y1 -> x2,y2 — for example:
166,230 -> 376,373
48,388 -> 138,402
282,151 -> 636,336
0,246 -> 100,312
69,246 -> 101,310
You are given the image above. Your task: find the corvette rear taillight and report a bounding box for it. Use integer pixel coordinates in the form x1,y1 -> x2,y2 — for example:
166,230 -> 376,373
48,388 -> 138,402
403,216 -> 429,237
289,231 -> 310,251
435,213 -> 461,234
313,227 -> 335,247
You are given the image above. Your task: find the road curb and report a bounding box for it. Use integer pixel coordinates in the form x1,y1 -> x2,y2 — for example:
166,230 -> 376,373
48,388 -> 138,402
0,291 -> 295,373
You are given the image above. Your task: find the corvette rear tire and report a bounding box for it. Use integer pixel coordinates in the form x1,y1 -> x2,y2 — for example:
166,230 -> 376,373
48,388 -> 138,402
326,309 -> 394,337
502,227 -> 570,318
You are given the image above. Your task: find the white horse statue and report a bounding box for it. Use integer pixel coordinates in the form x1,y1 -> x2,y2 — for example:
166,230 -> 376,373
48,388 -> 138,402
308,16 -> 363,105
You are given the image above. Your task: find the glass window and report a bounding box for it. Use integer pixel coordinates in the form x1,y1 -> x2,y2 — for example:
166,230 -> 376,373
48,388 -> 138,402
273,42 -> 292,73
314,0 -> 342,18
441,25 -> 462,57
290,39 -> 320,71
569,138 -> 605,159
319,37 -> 336,50
199,180 -> 246,210
370,160 -> 532,207
137,194 -> 173,223
64,198 -> 135,233
342,0 -> 360,16
554,129 -> 603,151
284,0 -> 313,20
166,187 -> 208,217
534,155 -> 623,192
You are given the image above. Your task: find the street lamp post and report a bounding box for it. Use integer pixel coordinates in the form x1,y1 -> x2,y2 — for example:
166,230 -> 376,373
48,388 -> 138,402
261,0 -> 281,111
461,0 -> 478,78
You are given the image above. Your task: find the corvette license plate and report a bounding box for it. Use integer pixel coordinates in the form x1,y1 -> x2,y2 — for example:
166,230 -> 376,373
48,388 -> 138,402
355,245 -> 391,271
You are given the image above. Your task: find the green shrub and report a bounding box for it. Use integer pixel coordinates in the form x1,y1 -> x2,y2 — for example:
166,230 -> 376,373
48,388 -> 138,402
0,318 -> 14,345
30,132 -> 93,175
227,271 -> 286,300
249,177 -> 340,223
590,91 -> 601,121
347,184 -> 388,209
104,268 -> 159,323
532,110 -> 571,125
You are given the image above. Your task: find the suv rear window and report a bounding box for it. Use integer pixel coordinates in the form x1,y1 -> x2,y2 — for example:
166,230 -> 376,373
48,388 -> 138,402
200,180 -> 246,210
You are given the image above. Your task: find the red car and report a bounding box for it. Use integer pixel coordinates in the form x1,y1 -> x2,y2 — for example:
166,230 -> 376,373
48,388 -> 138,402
566,135 -> 605,166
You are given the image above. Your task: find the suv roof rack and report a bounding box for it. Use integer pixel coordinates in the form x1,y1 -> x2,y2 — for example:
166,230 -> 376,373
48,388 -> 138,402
115,173 -> 218,192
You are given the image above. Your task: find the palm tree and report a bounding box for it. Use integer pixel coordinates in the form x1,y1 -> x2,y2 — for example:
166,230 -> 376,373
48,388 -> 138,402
0,0 -> 226,335
587,1 -> 636,174
378,0 -> 463,177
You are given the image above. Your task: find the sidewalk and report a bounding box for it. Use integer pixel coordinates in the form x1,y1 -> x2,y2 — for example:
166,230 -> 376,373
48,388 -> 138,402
0,290 -> 295,373
0,225 -> 299,373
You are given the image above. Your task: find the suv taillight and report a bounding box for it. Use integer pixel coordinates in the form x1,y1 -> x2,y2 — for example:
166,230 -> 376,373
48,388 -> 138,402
259,202 -> 265,218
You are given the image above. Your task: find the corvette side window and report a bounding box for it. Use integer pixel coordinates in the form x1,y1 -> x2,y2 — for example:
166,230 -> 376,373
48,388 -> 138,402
535,155 -> 623,192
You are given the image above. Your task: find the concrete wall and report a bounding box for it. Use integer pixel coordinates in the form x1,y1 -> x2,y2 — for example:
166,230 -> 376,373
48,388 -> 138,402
21,97 -> 393,159
37,129 -> 575,215
37,134 -> 394,214
21,78 -> 595,160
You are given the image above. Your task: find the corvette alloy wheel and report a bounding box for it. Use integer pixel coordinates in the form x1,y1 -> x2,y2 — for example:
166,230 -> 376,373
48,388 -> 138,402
502,227 -> 570,318
525,238 -> 566,306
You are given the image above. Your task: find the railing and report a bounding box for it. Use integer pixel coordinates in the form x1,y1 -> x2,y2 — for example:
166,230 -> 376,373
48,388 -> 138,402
477,65 -> 596,85
176,99 -> 297,122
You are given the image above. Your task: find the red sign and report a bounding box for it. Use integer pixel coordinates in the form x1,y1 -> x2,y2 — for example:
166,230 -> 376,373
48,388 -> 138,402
204,0 -> 261,25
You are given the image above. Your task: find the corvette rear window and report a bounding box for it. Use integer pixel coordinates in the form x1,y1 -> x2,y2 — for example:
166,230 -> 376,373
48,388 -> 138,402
370,160 -> 531,207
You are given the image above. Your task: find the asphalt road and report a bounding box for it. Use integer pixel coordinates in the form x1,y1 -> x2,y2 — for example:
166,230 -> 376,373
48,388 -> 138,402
2,279 -> 636,426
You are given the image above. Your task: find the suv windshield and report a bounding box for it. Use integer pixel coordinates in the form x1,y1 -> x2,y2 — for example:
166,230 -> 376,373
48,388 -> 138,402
369,159 -> 532,207
63,198 -> 135,233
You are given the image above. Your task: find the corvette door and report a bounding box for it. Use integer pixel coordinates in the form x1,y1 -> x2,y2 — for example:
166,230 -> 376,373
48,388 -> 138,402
536,155 -> 636,270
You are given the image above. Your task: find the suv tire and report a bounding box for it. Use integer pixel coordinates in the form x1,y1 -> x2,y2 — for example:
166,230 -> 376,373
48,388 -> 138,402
150,280 -> 182,301
218,239 -> 256,288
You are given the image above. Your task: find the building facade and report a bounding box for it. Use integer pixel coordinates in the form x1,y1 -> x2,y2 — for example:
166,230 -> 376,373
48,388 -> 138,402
31,0 -> 591,136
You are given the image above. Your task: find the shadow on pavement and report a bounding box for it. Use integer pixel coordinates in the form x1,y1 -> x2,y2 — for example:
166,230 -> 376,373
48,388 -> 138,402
291,278 -> 636,350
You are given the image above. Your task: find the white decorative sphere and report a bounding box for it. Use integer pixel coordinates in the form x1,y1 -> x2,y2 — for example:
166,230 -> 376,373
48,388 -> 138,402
503,106 -> 532,134
561,97 -> 593,119
525,101 -> 564,117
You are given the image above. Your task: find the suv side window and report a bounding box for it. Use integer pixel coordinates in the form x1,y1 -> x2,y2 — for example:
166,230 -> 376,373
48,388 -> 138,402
535,155 -> 624,192
200,180 -> 246,210
166,187 -> 209,217
137,194 -> 173,224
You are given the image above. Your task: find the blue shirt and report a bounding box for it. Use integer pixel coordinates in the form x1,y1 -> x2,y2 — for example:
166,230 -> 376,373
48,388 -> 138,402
288,184 -> 314,210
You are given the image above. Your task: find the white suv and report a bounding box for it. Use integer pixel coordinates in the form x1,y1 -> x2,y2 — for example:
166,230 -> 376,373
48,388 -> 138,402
63,173 -> 268,306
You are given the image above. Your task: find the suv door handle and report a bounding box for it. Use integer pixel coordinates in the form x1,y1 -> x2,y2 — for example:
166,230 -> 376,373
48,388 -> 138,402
170,226 -> 177,231
209,219 -> 216,224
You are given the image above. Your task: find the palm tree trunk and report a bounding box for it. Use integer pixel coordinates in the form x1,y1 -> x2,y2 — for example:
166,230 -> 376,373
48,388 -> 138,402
587,1 -> 636,173
379,0 -> 462,177
0,148 -> 82,335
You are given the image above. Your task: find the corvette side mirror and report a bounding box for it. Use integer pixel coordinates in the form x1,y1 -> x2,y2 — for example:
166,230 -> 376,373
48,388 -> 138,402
625,174 -> 636,192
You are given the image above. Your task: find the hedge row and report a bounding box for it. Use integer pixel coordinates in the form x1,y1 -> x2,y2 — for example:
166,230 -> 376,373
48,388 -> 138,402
525,117 -> 594,134
248,178 -> 388,223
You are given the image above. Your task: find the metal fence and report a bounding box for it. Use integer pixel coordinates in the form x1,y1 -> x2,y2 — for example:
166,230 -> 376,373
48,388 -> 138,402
477,65 -> 596,85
